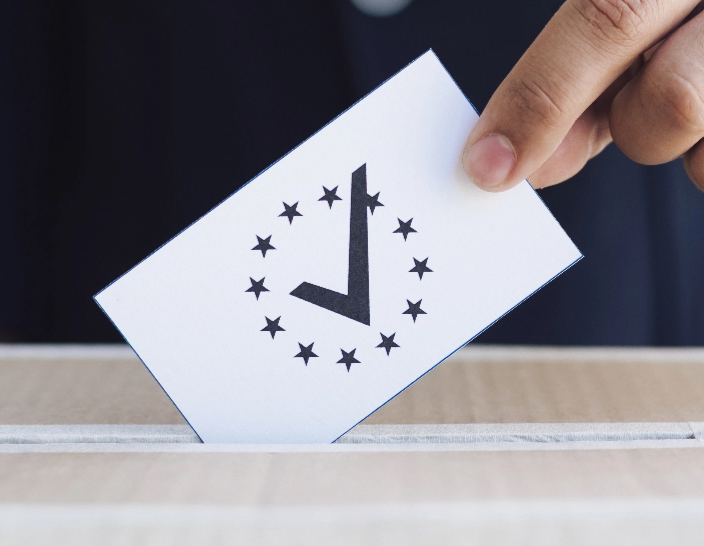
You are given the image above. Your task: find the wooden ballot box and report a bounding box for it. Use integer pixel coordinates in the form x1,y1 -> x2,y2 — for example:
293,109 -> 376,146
1,345 -> 704,545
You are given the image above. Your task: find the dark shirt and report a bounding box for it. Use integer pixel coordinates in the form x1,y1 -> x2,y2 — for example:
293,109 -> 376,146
2,0 -> 703,344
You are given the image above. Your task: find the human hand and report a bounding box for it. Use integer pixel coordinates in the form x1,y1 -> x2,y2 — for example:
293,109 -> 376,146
463,0 -> 704,192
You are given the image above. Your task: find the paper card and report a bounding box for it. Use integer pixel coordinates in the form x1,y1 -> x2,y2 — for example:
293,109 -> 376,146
95,51 -> 582,444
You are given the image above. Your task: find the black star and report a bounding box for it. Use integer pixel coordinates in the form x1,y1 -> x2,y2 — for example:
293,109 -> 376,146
409,257 -> 433,280
245,277 -> 269,300
366,192 -> 384,215
403,300 -> 427,323
393,218 -> 417,241
252,235 -> 275,257
261,316 -> 285,339
376,333 -> 400,356
319,186 -> 342,208
294,342 -> 318,365
279,202 -> 303,224
337,348 -> 360,371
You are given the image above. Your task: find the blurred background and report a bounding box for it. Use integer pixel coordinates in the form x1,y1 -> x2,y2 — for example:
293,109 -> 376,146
2,0 -> 703,345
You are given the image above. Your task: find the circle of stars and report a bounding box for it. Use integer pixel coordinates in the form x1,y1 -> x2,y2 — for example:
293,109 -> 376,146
248,179 -> 436,372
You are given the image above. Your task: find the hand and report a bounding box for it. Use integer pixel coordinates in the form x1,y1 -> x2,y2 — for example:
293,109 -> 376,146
463,0 -> 704,192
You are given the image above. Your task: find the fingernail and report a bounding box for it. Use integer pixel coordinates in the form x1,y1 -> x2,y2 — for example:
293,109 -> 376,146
463,134 -> 516,190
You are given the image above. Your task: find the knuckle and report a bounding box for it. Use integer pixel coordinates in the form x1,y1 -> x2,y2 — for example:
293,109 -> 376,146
652,72 -> 704,135
683,152 -> 704,194
509,76 -> 571,129
576,0 -> 652,45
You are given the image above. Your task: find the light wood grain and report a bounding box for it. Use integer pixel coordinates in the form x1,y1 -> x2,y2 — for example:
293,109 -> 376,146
1,345 -> 703,425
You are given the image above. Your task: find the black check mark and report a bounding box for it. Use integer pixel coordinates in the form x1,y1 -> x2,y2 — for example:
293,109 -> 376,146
290,164 -> 371,325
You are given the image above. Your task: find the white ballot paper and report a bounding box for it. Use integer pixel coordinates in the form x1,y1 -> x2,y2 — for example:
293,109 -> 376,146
95,51 -> 582,443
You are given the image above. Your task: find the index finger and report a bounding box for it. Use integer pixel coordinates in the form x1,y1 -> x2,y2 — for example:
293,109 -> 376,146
463,0 -> 698,191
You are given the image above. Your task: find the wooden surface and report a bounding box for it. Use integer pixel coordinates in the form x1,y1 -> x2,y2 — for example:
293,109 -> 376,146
0,346 -> 183,425
367,347 -> 704,424
2,345 -> 704,425
3,448 -> 704,504
2,344 -> 704,545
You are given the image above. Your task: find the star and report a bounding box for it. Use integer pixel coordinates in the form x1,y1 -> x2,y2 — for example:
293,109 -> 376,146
376,333 -> 400,356
279,202 -> 302,224
261,316 -> 285,339
403,299 -> 427,323
252,235 -> 275,257
366,192 -> 384,215
393,218 -> 417,241
294,342 -> 318,365
337,348 -> 360,371
245,277 -> 269,300
319,186 -> 342,208
409,257 -> 433,280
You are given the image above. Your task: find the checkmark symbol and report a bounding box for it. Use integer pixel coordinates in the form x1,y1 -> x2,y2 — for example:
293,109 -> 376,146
290,164 -> 371,325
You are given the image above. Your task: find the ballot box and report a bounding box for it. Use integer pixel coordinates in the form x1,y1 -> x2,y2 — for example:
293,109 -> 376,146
1,344 -> 704,545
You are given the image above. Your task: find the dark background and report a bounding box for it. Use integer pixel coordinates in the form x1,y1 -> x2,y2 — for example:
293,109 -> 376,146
2,0 -> 703,345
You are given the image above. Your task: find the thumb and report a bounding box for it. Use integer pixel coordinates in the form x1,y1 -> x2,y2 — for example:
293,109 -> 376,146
462,0 -> 694,191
